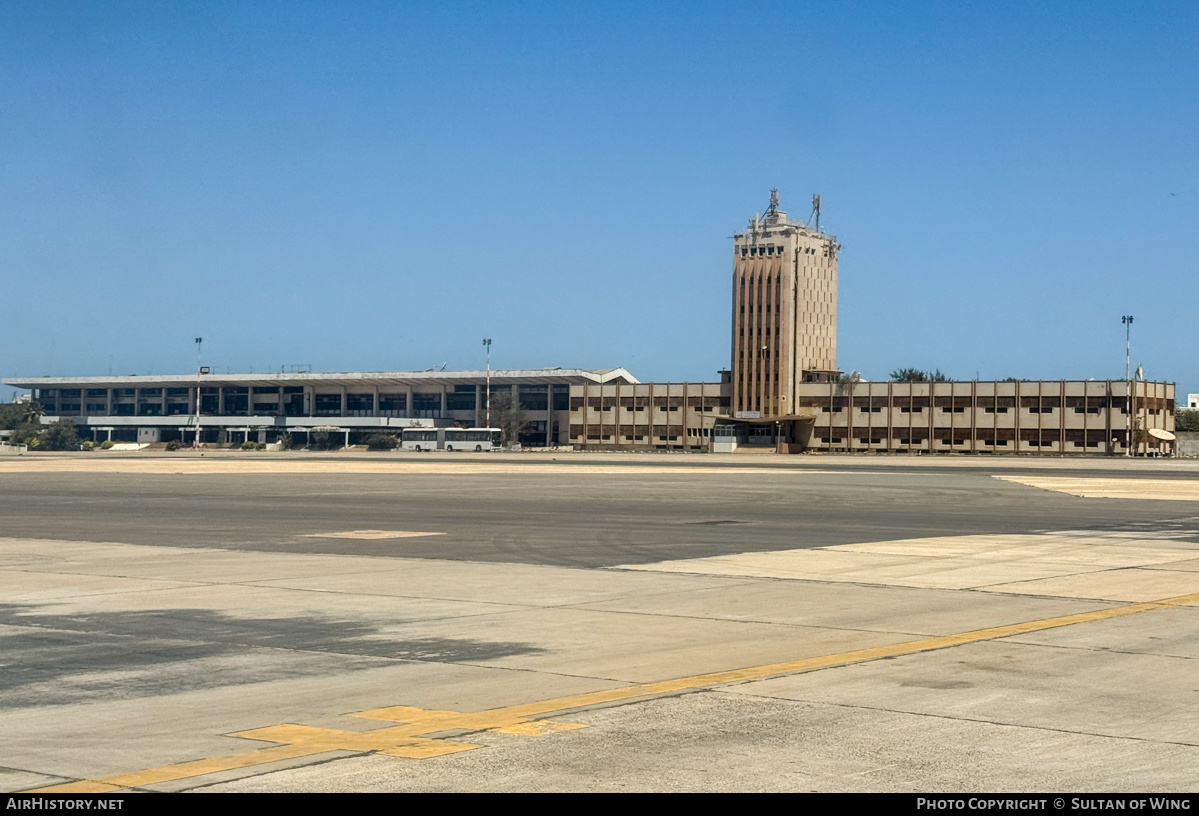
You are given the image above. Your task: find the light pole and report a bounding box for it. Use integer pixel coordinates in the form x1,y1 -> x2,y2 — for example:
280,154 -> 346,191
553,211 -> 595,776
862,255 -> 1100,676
1122,316 -> 1133,457
483,338 -> 492,428
193,337 -> 203,449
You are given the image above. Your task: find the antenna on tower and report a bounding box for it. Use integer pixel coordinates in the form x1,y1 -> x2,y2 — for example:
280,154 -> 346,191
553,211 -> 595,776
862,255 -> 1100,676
767,188 -> 780,214
809,194 -> 822,232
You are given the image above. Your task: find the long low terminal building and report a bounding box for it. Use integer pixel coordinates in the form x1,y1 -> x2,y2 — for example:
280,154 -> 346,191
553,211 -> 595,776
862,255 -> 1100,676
567,377 -> 1176,455
4,368 -> 637,447
3,371 -> 1176,455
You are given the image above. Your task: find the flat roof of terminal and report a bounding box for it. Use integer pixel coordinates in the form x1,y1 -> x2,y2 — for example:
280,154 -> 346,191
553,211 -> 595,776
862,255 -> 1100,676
4,367 -> 640,390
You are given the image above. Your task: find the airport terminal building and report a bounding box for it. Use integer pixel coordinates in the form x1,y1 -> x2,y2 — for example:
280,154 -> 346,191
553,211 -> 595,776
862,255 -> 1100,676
567,377 -> 1175,455
5,370 -> 1175,456
4,368 -> 637,448
2,190 -> 1178,454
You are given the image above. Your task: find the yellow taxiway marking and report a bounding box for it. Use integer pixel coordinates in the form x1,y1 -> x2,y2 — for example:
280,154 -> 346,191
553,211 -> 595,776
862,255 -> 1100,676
299,530 -> 445,540
29,589 -> 1199,793
995,475 -> 1199,502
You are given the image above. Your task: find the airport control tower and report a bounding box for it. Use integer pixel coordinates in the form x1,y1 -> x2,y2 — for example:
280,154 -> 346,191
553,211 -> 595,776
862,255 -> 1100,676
730,189 -> 840,419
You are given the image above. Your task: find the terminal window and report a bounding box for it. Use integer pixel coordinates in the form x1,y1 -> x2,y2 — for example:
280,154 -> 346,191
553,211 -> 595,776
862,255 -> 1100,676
413,394 -> 442,416
346,393 -> 374,414
446,391 -> 475,411
519,387 -> 548,411
552,385 -> 569,411
314,394 -> 342,416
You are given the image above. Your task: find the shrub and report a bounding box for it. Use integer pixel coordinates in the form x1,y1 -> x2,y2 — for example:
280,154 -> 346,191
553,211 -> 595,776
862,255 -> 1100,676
9,421 -> 42,446
100,439 -> 115,450
256,441 -> 266,450
38,419 -> 81,451
240,440 -> 258,450
366,433 -> 398,451
165,440 -> 181,451
309,430 -> 334,450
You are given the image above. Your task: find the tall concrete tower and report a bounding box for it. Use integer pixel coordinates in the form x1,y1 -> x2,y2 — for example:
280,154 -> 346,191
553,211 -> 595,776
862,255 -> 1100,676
731,189 -> 840,417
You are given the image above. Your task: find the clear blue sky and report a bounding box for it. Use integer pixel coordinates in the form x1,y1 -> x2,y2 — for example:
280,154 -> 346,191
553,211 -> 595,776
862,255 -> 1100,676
2,1 -> 1196,398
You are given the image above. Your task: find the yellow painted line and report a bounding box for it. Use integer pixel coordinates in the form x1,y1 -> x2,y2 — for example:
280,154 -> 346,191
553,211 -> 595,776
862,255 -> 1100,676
33,744 -> 325,792
299,530 -> 445,540
27,589 -> 1199,793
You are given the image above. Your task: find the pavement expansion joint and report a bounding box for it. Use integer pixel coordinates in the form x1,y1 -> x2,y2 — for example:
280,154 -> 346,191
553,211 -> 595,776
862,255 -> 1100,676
725,694 -> 1199,749
24,588 -> 1199,794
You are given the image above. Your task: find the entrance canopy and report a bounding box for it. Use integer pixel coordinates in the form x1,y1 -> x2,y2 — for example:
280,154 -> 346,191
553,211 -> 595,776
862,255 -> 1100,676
713,409 -> 819,424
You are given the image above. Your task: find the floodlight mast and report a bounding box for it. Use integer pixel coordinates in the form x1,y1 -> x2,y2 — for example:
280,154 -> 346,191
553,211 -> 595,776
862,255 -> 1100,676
194,337 -> 203,449
483,338 -> 492,429
1122,316 -> 1133,457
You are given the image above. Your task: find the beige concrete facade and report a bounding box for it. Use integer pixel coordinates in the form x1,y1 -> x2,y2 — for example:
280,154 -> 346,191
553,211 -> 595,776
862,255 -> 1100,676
799,379 -> 1175,455
731,190 -> 839,418
568,379 -> 1176,455
568,382 -> 730,451
567,192 -> 1178,456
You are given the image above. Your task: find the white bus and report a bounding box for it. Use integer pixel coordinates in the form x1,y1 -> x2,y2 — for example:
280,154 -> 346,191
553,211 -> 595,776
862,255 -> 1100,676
401,428 -> 502,452
400,428 -> 441,451
445,428 -> 502,452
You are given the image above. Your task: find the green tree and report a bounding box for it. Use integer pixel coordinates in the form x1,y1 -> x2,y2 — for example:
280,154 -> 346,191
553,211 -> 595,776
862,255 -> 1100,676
889,368 -> 950,383
36,419 -> 81,451
9,421 -> 43,446
486,389 -> 531,446
0,401 -> 41,430
1131,419 -> 1150,448
1176,409 -> 1199,433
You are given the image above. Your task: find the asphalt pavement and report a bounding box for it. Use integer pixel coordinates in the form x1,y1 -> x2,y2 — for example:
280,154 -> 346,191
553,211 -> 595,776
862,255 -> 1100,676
1,451 -> 1197,792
